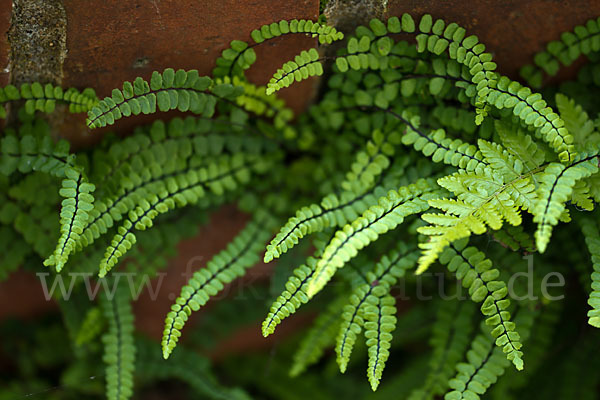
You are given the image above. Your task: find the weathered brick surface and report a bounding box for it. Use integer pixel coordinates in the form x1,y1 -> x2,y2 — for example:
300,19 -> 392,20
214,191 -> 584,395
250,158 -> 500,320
387,0 -> 600,81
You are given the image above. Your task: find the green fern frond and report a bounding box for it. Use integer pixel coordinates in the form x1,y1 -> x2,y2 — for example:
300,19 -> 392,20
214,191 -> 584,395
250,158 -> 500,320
100,281 -> 136,400
266,48 -> 323,95
364,294 -> 397,391
289,295 -> 344,377
491,225 -> 536,252
0,134 -> 73,177
307,178 -> 441,298
408,299 -> 477,400
521,16 -> 600,87
336,243 -> 417,373
494,120 -> 545,173
97,153 -> 270,276
213,20 -> 343,78
223,75 -> 294,129
262,232 -> 334,337
262,257 -> 319,337
0,83 -> 97,118
532,149 -> 599,252
445,306 -> 535,400
398,110 -> 487,173
264,188 -> 381,262
87,69 -> 242,128
578,215 -> 600,327
439,241 -> 523,370
162,211 -> 275,359
265,127 -> 403,262
556,93 -> 600,151
75,306 -> 105,346
417,139 -> 540,273
44,168 -> 95,272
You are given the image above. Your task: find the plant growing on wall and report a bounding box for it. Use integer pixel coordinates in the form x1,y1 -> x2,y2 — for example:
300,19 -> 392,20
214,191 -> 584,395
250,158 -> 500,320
2,9 -> 600,400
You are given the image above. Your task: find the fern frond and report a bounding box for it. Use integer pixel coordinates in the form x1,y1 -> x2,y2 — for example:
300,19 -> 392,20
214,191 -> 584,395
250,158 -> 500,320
262,257 -> 318,337
407,13 -> 576,162
213,20 -> 343,78
398,110 -> 487,172
100,281 -> 136,400
409,299 -> 477,400
162,211 -> 275,359
307,178 -> 441,298
0,134 -> 73,177
521,17 -> 600,87
262,232 -> 334,337
289,295 -> 344,377
439,241 -> 523,370
556,93 -> 600,151
98,153 -> 270,276
364,295 -> 396,391
266,48 -> 323,95
418,171 -> 536,273
87,69 -> 242,128
75,306 -> 105,346
445,306 -> 535,400
224,75 -> 294,129
494,120 -> 545,173
0,83 -> 97,118
44,168 -> 95,272
336,243 -> 417,373
532,149 -> 599,252
264,188 -> 380,262
265,127 -> 402,262
578,215 -> 600,327
137,338 -> 246,400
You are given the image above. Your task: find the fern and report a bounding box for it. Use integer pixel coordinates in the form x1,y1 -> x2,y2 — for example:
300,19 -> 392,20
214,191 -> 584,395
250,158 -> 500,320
75,306 -> 105,346
364,294 -> 396,391
289,295 -> 344,377
336,242 -> 417,373
532,149 -> 599,252
0,133 -> 73,177
307,178 -> 441,298
445,306 -> 536,400
162,211 -> 275,359
100,281 -> 136,400
408,299 -> 477,400
578,214 -> 600,327
265,128 -> 403,262
0,83 -> 97,118
521,16 -> 600,87
262,232 -> 334,337
213,20 -> 343,78
438,241 -> 523,370
44,168 -> 95,272
87,69 -> 242,128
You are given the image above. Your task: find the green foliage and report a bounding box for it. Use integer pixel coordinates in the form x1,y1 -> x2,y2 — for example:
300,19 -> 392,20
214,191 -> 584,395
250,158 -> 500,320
87,69 -> 242,128
4,9 -> 600,400
267,48 -> 323,95
364,294 -> 397,391
578,214 -> 600,327
438,241 -> 523,370
532,148 -> 599,252
290,295 -> 344,377
162,211 -> 276,359
0,83 -> 97,118
521,16 -> 600,87
99,281 -> 136,400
